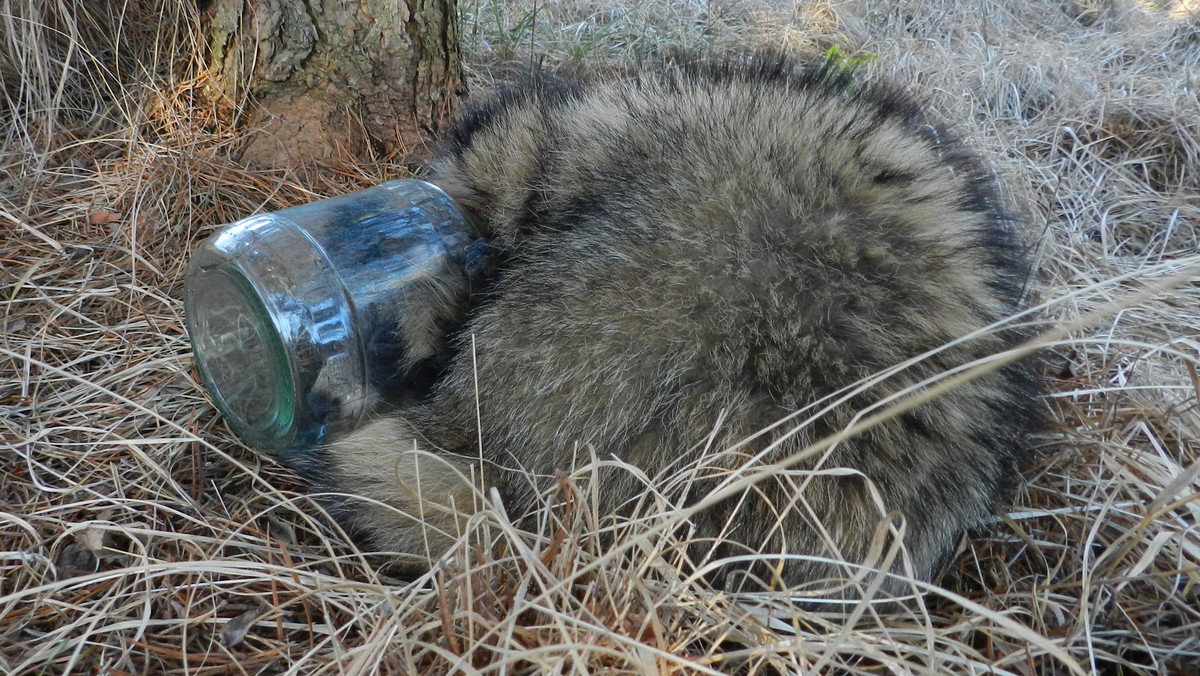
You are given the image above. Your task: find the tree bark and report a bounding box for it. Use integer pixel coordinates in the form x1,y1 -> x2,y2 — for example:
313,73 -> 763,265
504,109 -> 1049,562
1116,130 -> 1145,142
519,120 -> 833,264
203,0 -> 463,167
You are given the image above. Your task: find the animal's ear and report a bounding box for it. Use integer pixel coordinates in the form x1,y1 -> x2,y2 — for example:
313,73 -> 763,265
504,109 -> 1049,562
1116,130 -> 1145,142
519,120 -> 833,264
427,175 -> 488,234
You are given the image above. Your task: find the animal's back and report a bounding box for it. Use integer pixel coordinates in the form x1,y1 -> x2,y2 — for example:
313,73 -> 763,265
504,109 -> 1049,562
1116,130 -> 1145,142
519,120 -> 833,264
298,59 -> 1042,600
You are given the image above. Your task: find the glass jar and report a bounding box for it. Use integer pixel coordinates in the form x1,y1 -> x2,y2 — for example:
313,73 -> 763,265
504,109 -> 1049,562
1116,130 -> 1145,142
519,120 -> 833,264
184,179 -> 481,452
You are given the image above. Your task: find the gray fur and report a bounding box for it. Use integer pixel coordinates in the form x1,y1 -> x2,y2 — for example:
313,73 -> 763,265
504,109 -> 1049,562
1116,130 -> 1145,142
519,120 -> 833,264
294,58 -> 1042,600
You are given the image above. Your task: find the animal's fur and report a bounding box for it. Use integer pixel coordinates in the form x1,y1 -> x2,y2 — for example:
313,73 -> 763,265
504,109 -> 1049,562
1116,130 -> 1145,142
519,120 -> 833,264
285,57 -> 1043,600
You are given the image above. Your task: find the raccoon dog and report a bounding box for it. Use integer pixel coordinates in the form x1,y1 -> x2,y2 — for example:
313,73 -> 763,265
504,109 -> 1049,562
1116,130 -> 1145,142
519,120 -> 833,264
289,57 -> 1042,600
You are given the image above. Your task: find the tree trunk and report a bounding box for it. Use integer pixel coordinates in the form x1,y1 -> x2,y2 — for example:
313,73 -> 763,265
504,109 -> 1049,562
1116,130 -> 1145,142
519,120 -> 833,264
203,0 -> 463,167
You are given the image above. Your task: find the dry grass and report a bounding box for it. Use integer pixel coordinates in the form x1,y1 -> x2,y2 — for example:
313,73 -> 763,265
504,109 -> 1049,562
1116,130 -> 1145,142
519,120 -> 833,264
3,0 -> 1200,673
